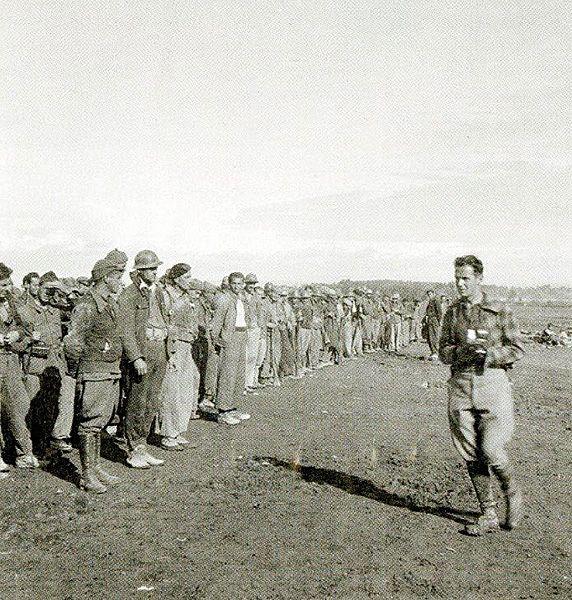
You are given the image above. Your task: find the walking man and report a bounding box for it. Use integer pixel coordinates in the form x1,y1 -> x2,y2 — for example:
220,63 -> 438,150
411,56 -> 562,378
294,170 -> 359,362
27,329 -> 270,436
439,255 -> 524,535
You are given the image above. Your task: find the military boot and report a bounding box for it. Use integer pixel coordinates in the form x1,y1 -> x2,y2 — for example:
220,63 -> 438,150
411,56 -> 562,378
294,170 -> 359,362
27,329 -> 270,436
491,464 -> 524,530
78,433 -> 107,494
464,461 -> 500,536
94,432 -> 120,486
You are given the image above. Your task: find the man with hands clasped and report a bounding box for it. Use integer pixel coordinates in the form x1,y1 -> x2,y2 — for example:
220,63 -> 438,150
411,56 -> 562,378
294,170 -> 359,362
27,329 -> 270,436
439,255 -> 525,536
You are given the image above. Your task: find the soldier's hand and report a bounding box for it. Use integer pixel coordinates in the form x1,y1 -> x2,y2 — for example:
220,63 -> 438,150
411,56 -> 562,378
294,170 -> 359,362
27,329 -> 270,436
456,344 -> 480,365
5,331 -> 20,345
133,358 -> 148,376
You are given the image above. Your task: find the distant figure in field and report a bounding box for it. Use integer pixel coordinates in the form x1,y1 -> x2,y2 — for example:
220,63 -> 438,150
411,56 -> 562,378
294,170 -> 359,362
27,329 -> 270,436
423,290 -> 442,360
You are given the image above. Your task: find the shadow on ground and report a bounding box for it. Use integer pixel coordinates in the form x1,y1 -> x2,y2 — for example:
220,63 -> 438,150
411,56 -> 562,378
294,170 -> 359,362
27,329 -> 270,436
257,456 -> 477,525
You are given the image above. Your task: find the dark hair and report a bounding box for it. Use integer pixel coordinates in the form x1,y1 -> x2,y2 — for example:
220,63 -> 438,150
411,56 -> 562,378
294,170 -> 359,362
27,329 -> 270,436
23,272 -> 40,286
168,263 -> 191,282
426,289 -> 434,295
228,272 -> 244,282
454,255 -> 484,276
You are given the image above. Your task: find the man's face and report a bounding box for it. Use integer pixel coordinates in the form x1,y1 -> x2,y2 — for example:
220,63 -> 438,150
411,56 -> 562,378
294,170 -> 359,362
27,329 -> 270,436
78,282 -> 90,295
139,267 -> 157,286
26,277 -> 40,298
229,276 -> 245,295
427,291 -> 434,299
245,282 -> 256,294
105,270 -> 125,295
0,277 -> 13,300
38,284 -> 52,304
175,270 -> 193,291
455,265 -> 482,301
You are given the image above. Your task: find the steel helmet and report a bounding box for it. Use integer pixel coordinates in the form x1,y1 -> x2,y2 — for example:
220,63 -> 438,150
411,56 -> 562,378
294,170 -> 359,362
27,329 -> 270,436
133,250 -> 162,270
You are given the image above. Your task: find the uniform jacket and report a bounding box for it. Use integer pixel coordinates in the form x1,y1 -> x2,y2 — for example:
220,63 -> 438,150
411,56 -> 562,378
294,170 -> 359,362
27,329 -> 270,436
425,296 -> 443,323
16,295 -> 66,373
210,290 -> 240,347
117,277 -> 170,363
64,288 -> 122,376
439,294 -> 524,374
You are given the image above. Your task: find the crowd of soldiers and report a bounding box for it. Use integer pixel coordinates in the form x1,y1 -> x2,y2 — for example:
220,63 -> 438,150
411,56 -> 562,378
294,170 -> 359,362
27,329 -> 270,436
1,250 -> 525,537
0,249 -> 446,493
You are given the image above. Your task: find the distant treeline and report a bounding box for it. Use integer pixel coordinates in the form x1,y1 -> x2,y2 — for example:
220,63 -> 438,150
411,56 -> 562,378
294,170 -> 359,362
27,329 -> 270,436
320,280 -> 572,304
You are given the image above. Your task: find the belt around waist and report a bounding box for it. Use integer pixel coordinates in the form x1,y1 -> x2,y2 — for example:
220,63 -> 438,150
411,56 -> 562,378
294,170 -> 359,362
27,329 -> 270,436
145,327 -> 167,341
235,326 -> 247,332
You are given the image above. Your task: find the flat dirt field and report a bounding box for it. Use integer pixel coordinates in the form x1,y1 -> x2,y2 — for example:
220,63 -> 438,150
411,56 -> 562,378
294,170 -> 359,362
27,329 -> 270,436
1,342 -> 570,599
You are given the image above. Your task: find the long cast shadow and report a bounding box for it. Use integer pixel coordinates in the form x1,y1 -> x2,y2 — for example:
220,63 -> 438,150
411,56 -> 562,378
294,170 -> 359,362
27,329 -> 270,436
258,456 -> 478,525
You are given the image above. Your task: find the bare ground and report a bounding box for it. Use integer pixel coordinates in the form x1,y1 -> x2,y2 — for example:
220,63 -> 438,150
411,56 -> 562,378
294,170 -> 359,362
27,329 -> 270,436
1,342 -> 571,600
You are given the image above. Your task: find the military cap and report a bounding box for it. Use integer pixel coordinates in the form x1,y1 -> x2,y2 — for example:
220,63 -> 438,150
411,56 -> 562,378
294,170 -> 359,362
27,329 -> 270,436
244,273 -> 258,284
133,250 -> 162,270
279,287 -> 289,297
105,249 -> 128,270
91,258 -> 119,282
299,288 -> 311,299
264,282 -> 276,294
0,263 -> 13,280
39,271 -> 67,291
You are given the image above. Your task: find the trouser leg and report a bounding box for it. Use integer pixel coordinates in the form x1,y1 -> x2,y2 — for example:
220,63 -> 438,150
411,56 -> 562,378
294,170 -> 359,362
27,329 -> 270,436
52,375 -> 76,440
2,357 -> 33,456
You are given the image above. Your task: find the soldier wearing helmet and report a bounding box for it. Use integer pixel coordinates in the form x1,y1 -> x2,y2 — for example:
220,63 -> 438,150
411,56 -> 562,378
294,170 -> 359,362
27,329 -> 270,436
117,250 -> 171,468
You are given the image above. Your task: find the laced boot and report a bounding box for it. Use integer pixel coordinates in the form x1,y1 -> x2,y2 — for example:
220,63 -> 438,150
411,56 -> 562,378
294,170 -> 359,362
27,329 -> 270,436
78,433 -> 107,494
491,463 -> 524,530
94,432 -> 120,486
464,461 -> 500,536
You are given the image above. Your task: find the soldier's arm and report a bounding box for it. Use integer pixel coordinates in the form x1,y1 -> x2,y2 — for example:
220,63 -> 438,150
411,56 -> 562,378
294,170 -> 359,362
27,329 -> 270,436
210,296 -> 227,344
63,303 -> 95,361
117,290 -> 143,362
485,306 -> 525,368
438,307 -> 456,364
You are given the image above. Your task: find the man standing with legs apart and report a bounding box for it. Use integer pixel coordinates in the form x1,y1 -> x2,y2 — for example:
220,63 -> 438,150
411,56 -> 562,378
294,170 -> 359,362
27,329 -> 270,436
64,258 -> 124,493
439,255 -> 525,536
118,250 -> 170,469
211,273 -> 250,425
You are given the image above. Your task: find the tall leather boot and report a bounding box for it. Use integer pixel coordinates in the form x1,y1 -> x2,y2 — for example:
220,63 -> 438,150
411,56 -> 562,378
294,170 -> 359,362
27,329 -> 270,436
94,432 -> 120,486
464,461 -> 500,536
78,433 -> 107,494
491,463 -> 524,530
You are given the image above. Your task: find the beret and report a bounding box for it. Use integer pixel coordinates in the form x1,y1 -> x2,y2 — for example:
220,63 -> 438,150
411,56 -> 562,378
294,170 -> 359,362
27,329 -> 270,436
91,259 -> 117,282
168,263 -> 191,281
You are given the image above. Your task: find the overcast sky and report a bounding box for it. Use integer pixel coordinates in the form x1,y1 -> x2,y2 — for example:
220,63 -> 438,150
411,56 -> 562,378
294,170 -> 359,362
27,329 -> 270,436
1,1 -> 570,287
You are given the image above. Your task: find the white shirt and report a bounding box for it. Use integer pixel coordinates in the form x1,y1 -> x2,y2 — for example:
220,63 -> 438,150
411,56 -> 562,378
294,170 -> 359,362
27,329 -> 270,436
235,296 -> 246,327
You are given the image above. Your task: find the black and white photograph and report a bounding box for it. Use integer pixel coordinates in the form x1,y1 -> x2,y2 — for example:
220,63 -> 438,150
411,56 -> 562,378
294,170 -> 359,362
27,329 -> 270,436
0,2 -> 570,598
